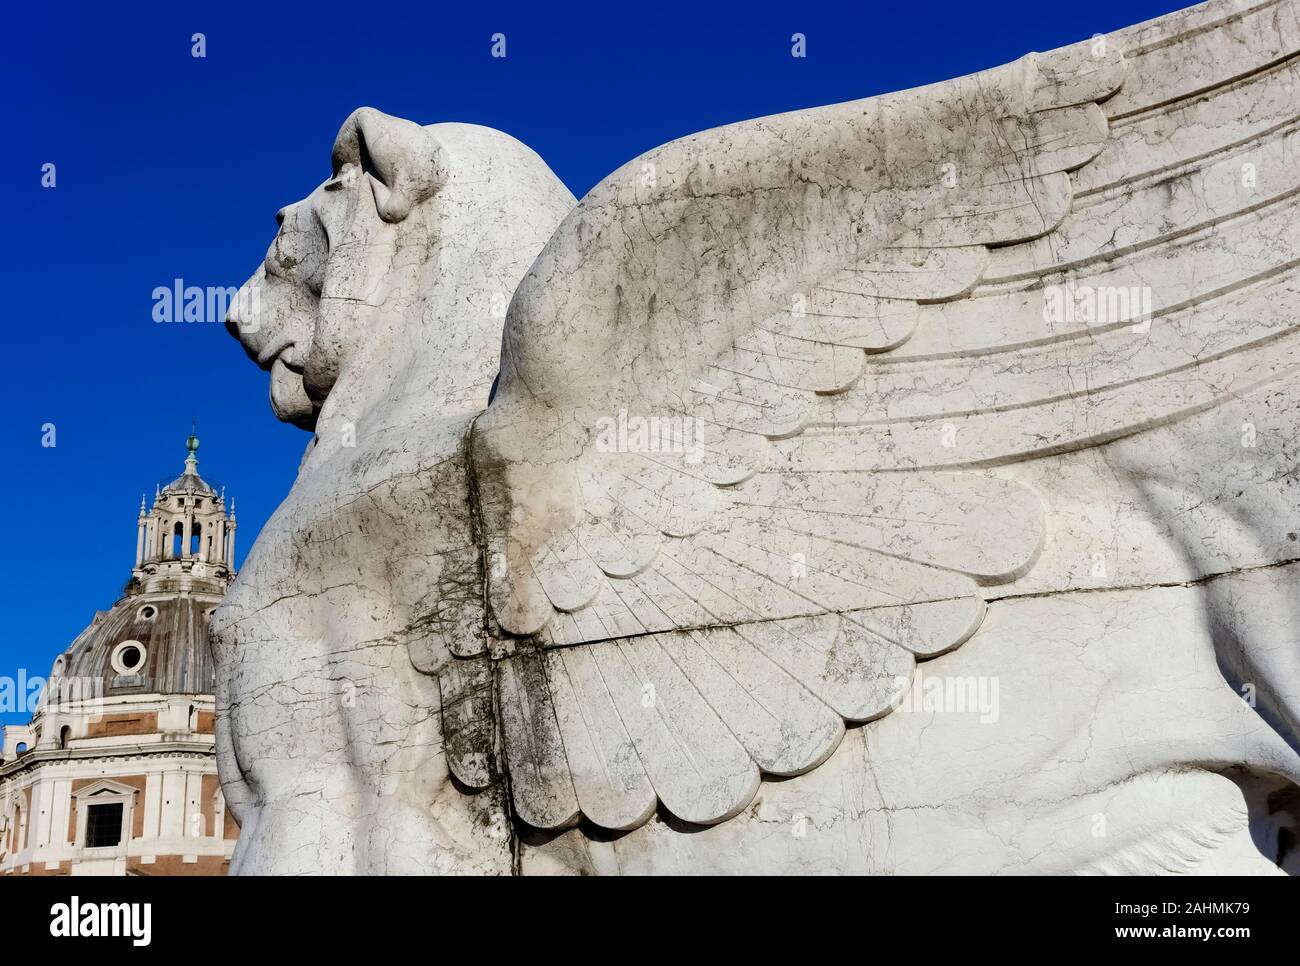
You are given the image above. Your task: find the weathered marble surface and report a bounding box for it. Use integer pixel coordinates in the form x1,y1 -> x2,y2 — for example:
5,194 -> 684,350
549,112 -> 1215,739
216,0 -> 1300,874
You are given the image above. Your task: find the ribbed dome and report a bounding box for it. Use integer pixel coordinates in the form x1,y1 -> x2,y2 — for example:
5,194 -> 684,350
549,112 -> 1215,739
163,470 -> 216,497
57,592 -> 218,697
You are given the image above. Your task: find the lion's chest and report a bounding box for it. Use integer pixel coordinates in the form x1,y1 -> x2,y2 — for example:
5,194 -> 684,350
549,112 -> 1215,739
214,423 -> 480,668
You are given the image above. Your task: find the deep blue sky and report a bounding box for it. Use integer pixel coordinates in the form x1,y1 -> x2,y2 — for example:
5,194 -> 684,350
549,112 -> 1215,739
0,0 -> 1189,722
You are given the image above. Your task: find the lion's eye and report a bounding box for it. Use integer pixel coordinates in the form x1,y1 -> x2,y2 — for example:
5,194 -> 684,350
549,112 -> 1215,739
266,209 -> 328,296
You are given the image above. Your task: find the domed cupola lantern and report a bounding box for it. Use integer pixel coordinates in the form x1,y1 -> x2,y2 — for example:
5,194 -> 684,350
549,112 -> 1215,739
134,424 -> 236,592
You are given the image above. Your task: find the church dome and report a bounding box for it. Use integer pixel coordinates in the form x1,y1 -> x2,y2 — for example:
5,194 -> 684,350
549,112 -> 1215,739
55,594 -> 217,698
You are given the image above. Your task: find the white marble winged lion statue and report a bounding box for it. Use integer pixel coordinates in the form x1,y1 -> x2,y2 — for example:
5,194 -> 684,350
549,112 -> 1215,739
217,0 -> 1300,874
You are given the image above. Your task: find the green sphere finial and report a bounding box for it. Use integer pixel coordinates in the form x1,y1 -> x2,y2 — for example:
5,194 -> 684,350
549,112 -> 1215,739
186,418 -> 199,454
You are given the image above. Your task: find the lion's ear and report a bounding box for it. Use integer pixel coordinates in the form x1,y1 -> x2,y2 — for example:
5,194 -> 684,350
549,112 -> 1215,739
331,107 -> 447,223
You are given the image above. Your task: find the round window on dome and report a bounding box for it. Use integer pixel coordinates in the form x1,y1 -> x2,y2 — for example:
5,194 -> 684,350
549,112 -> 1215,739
139,605 -> 157,620
110,640 -> 147,676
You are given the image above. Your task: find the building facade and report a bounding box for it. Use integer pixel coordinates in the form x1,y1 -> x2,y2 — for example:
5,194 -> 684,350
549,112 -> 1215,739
0,433 -> 239,875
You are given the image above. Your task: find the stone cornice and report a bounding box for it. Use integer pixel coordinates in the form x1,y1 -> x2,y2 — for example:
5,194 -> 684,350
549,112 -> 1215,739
0,741 -> 216,780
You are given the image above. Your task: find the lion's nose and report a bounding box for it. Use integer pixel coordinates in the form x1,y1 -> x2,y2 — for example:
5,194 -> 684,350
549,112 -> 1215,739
225,276 -> 263,348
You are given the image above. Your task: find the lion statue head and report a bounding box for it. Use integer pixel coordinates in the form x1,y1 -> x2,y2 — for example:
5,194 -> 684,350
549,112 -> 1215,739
226,107 -> 574,432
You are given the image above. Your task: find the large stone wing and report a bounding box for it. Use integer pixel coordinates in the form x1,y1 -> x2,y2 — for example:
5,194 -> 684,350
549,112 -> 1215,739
461,0 -> 1300,831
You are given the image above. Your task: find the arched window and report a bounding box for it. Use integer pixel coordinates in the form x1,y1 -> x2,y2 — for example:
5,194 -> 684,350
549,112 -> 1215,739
190,521 -> 202,556
188,705 -> 197,731
59,725 -> 71,749
14,742 -> 27,755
